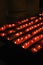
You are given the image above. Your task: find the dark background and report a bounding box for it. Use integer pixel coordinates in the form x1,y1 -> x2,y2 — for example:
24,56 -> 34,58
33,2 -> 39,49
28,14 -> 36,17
0,0 -> 39,25
0,0 -> 43,65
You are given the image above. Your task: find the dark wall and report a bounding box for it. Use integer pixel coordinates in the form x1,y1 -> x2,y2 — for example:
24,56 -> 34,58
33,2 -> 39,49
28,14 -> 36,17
0,0 -> 7,24
40,0 -> 43,9
8,0 -> 39,18
0,0 -> 39,25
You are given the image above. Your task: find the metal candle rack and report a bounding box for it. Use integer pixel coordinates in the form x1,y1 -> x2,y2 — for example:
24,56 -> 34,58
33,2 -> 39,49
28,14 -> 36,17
0,12 -> 43,53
